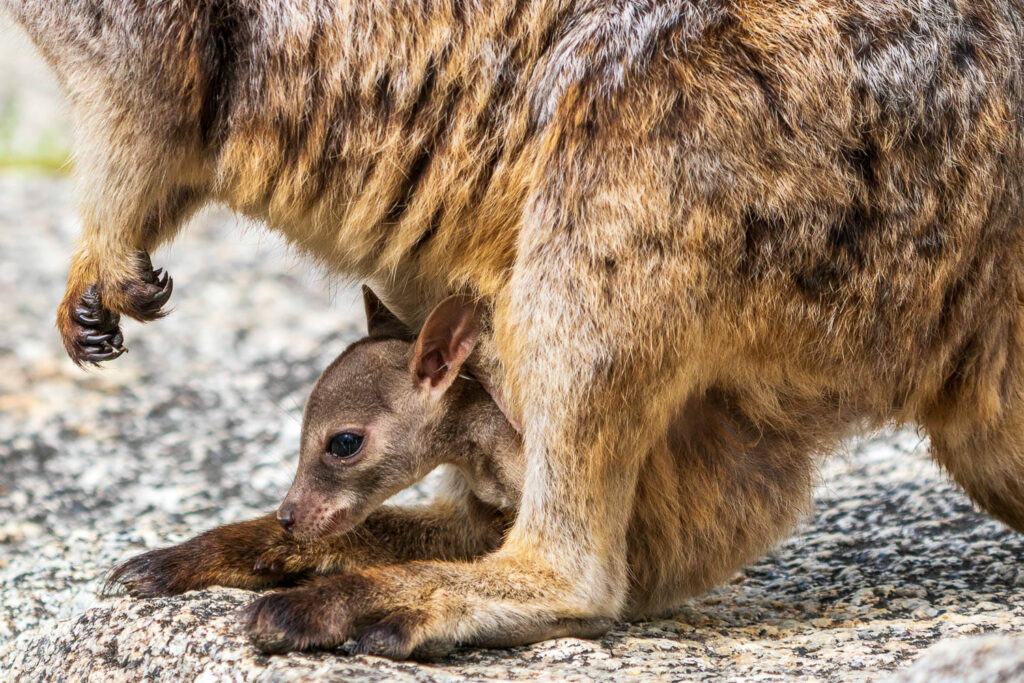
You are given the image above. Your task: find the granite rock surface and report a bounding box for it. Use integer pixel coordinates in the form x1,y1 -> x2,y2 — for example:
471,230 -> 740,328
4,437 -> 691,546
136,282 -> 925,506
884,635 -> 1024,683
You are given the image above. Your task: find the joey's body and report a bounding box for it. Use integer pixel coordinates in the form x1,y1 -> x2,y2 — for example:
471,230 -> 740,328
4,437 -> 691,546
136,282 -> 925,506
9,0 -> 1024,657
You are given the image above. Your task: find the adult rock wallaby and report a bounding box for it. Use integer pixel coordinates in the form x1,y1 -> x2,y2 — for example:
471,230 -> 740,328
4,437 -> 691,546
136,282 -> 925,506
8,0 -> 1024,659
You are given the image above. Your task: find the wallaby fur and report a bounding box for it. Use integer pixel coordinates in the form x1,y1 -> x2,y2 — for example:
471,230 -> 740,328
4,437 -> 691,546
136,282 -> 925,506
111,288 -> 813,654
9,0 -> 1024,658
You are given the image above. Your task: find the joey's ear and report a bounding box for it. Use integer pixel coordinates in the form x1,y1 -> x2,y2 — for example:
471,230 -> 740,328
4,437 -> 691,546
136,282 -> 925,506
411,295 -> 481,396
362,285 -> 412,340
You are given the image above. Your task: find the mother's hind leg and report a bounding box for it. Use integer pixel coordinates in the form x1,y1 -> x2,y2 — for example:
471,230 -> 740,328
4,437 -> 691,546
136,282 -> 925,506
923,325 -> 1024,532
925,399 -> 1024,533
624,389 -> 837,616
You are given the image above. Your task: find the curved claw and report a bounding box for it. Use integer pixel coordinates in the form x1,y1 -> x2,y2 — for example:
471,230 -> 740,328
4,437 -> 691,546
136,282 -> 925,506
84,347 -> 126,363
253,557 -> 277,574
126,257 -> 174,321
64,284 -> 126,367
73,314 -> 101,326
151,275 -> 173,307
73,286 -> 120,329
81,332 -> 118,345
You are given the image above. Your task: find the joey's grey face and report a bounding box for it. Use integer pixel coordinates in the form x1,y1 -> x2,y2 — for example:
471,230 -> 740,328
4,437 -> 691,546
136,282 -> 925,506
277,339 -> 432,539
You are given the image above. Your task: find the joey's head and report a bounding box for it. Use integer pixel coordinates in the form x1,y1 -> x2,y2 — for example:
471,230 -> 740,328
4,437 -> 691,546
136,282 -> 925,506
277,287 -> 484,539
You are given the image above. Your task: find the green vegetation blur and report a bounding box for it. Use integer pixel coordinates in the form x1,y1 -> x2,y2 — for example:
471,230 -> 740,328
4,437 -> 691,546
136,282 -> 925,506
0,17 -> 72,172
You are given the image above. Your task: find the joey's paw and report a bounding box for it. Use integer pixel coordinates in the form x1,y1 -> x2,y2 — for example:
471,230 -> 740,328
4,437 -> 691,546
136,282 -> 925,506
120,252 -> 173,322
61,284 -> 126,367
253,545 -> 309,576
104,545 -> 200,598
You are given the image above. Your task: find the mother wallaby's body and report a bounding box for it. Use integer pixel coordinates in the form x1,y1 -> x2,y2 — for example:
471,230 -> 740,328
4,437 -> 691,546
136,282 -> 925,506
8,0 -> 1024,657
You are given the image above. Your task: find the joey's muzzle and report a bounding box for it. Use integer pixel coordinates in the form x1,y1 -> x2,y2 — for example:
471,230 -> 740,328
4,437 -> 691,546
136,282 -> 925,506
276,487 -> 354,538
276,502 -> 296,532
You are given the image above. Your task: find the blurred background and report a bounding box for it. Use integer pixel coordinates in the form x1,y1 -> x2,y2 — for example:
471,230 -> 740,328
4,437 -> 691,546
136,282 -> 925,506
2,12 -> 1024,681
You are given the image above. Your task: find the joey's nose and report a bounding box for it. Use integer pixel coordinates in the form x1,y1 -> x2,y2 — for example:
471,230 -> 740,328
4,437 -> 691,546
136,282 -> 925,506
277,504 -> 296,532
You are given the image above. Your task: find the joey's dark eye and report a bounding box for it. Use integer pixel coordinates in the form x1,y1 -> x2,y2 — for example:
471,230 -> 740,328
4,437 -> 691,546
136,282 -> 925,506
327,432 -> 364,459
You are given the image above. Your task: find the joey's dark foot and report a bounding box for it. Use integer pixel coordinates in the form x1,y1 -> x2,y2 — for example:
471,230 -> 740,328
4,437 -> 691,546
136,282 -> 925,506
252,542 -> 326,577
120,252 -> 173,322
105,539 -> 297,599
104,546 -> 198,598
63,285 -> 126,367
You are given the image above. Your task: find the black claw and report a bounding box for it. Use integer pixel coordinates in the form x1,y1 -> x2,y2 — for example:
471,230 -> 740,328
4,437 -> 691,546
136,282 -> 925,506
81,332 -> 116,345
151,277 -> 173,307
72,310 -> 102,326
85,348 -> 125,363
79,342 -> 117,354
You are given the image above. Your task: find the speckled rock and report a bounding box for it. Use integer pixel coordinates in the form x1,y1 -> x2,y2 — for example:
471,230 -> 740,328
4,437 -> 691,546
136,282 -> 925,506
2,23 -> 1024,682
884,635 -> 1024,682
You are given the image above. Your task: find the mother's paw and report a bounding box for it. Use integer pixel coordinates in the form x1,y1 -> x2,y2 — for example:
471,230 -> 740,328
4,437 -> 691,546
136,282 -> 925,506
242,573 -> 442,658
353,608 -> 442,660
118,252 -> 173,322
59,284 -> 126,366
57,252 -> 173,367
243,583 -> 353,654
